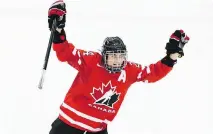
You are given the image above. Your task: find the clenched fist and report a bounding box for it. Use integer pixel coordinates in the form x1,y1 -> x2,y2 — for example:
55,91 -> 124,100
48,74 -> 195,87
166,29 -> 190,59
48,0 -> 66,30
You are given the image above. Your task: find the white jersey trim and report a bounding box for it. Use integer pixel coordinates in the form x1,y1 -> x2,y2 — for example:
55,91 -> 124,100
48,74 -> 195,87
61,102 -> 110,124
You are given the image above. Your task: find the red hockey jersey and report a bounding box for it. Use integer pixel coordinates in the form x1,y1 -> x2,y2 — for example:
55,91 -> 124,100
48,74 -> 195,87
53,41 -> 173,132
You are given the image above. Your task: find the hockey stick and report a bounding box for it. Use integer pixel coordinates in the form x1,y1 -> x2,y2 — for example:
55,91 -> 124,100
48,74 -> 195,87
38,19 -> 57,89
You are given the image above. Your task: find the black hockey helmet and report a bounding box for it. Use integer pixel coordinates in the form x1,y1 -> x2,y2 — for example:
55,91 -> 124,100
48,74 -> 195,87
101,36 -> 128,73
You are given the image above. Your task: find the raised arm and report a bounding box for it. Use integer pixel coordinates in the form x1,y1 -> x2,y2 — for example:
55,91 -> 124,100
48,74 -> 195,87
52,29 -> 96,71
48,1 -> 97,71
129,29 -> 190,83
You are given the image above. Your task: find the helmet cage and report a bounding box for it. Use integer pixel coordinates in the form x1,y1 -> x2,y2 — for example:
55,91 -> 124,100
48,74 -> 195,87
103,50 -> 127,73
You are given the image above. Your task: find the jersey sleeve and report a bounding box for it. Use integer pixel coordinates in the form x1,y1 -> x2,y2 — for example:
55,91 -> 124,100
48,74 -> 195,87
52,41 -> 97,72
128,56 -> 176,83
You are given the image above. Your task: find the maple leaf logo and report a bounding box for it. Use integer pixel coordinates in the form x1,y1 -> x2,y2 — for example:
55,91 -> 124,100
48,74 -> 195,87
90,81 -> 120,108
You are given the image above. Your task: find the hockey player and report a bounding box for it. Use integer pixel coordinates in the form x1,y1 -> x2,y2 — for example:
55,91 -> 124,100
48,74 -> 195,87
48,1 -> 190,134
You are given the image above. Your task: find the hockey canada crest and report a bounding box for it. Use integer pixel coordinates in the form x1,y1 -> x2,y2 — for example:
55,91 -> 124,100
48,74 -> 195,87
90,81 -> 120,108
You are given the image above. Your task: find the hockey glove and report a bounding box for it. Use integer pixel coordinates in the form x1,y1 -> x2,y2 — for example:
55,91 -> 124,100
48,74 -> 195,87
48,0 -> 66,31
165,29 -> 190,58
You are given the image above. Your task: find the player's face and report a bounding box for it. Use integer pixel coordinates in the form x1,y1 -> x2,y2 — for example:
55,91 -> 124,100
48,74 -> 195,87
107,53 -> 126,67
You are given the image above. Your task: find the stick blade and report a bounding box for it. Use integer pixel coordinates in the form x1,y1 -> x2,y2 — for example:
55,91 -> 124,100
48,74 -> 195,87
38,69 -> 46,89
